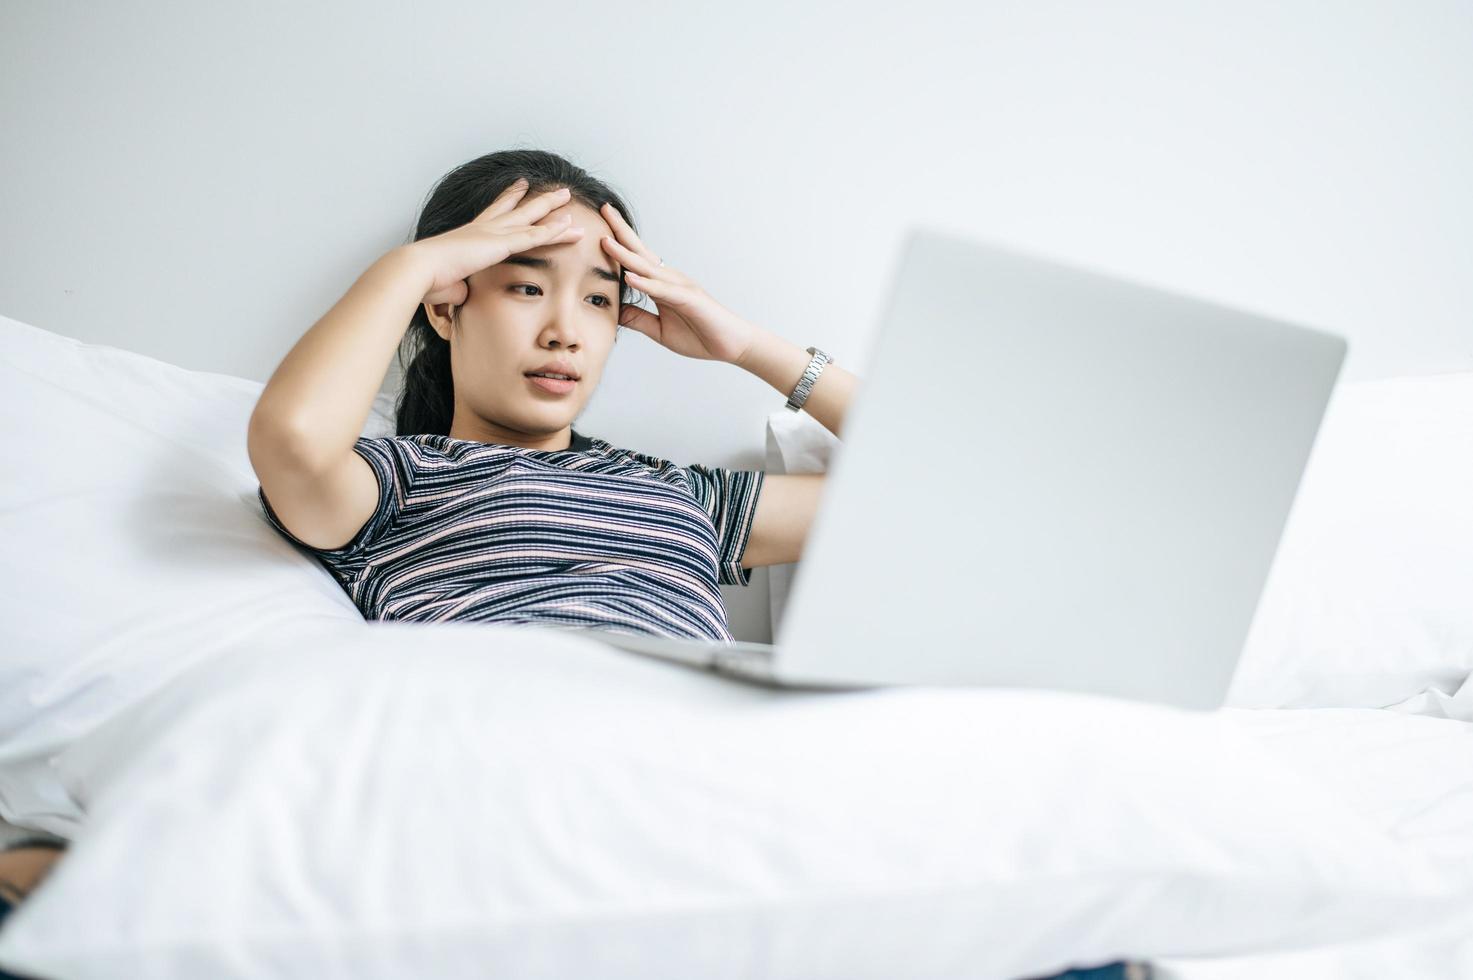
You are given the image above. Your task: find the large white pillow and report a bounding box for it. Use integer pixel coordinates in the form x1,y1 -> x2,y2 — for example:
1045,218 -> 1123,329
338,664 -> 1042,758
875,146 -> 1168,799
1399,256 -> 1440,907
1225,370 -> 1473,710
0,620 -> 1463,980
0,314 -> 395,837
767,374 -> 1473,711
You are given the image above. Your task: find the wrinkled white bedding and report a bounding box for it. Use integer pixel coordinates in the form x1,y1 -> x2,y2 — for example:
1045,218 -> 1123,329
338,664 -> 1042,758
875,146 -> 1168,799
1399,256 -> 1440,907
1157,706 -> 1473,978
0,622 -> 1470,980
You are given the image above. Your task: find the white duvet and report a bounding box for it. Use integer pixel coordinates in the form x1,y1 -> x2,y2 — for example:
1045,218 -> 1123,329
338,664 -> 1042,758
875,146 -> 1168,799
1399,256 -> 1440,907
1158,707 -> 1473,979
0,621 -> 1470,980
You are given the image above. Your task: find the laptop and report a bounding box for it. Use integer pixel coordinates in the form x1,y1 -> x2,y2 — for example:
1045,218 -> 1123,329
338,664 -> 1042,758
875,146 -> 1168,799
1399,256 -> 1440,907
556,228 -> 1348,710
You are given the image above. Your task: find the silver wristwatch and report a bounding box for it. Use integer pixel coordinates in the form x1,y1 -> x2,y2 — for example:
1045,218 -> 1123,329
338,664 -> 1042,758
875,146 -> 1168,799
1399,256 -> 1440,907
785,346 -> 833,412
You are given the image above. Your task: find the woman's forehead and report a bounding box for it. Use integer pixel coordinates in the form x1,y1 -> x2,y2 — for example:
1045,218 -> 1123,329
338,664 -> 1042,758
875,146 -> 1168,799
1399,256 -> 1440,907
480,239 -> 621,282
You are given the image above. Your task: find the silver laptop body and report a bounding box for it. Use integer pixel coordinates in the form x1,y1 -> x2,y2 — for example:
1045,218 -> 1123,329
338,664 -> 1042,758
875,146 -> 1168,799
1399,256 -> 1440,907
554,228 -> 1347,710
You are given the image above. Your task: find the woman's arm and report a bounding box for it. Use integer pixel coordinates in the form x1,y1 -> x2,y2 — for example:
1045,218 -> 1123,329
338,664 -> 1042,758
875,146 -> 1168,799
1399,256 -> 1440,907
248,246 -> 431,471
735,326 -> 858,440
730,329 -> 857,569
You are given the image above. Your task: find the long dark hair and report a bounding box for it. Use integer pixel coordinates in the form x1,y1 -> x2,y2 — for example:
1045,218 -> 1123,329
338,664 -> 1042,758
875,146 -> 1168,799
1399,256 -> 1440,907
394,149 -> 639,436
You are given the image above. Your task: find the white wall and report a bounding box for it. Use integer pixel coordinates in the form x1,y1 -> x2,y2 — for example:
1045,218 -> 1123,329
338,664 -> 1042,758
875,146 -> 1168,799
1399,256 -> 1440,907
3,0 -> 1470,640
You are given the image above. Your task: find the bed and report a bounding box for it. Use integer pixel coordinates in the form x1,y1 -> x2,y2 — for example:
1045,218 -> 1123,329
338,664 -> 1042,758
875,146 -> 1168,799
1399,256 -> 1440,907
1,311 -> 1470,979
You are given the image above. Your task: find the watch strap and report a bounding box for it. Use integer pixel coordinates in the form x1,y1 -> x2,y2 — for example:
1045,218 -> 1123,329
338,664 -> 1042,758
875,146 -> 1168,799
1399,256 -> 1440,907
785,346 -> 833,412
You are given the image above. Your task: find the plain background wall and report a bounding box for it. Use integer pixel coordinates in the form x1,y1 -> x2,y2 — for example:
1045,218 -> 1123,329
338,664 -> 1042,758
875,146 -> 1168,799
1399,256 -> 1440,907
3,0 -> 1470,642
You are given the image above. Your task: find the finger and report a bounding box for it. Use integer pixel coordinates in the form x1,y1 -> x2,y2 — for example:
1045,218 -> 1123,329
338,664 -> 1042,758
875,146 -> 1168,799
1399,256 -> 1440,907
424,279 -> 468,308
624,270 -> 690,305
538,211 -> 585,241
508,185 -> 573,225
618,303 -> 660,338
601,235 -> 670,281
504,215 -> 582,254
473,178 -> 531,223
496,177 -> 531,203
599,202 -> 661,266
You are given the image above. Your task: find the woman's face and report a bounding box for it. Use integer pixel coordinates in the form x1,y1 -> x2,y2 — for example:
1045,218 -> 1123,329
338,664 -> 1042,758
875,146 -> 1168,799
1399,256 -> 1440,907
425,193 -> 625,450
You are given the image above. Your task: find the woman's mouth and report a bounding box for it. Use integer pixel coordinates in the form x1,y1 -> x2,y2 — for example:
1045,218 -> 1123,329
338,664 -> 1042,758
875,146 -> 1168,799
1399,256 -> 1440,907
525,373 -> 577,395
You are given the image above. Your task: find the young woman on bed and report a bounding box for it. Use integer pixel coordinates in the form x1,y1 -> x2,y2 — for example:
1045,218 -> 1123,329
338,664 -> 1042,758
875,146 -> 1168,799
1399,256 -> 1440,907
246,147 -> 855,641
0,151 -> 1147,980
2,149 -> 854,973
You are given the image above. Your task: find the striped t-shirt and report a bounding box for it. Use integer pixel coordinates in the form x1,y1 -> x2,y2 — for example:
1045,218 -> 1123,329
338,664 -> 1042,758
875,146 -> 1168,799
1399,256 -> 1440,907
257,429 -> 765,642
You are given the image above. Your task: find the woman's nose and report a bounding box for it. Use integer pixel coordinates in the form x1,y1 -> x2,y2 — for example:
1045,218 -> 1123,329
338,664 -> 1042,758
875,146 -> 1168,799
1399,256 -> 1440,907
546,309 -> 581,348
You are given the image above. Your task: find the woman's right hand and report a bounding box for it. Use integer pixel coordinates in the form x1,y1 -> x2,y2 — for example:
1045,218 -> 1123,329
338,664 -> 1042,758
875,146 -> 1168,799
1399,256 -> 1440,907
408,179 -> 584,309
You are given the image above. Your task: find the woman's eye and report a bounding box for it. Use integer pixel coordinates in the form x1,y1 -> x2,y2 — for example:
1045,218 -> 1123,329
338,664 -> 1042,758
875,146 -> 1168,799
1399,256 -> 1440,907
512,284 -> 614,309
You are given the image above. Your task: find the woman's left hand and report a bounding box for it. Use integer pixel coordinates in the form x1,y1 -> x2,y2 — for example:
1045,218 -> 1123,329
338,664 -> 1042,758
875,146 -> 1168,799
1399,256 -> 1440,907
598,202 -> 759,365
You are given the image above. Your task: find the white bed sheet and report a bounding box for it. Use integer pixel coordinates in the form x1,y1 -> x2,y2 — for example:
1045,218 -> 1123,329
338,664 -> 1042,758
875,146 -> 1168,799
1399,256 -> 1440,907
1158,706 -> 1473,979
0,622 -> 1469,980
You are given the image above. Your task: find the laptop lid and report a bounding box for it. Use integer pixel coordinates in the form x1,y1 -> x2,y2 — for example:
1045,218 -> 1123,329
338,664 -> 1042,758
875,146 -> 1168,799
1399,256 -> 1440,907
771,228 -> 1347,709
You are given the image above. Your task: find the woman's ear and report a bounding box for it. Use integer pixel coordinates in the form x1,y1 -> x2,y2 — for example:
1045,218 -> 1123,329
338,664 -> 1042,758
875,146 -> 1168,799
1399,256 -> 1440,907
424,300 -> 456,342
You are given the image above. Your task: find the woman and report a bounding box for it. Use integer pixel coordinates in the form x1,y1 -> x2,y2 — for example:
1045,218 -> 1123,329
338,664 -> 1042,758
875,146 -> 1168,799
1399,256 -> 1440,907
248,148 -> 851,641
0,150 -> 1147,980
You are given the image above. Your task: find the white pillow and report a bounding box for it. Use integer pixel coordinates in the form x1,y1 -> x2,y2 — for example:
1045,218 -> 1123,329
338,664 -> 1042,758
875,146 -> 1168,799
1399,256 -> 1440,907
0,314 -> 395,837
767,374 -> 1473,711
1226,370 -> 1473,709
0,620 -> 1463,980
